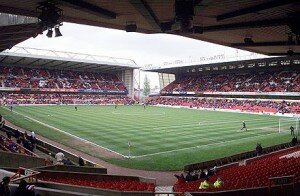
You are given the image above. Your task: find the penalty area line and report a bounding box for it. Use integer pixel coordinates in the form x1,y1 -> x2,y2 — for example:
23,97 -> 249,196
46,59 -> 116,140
131,131 -> 281,159
198,118 -> 272,126
1,106 -> 127,158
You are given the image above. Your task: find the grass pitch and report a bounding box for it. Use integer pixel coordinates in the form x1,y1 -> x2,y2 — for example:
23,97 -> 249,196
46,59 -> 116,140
0,105 -> 294,170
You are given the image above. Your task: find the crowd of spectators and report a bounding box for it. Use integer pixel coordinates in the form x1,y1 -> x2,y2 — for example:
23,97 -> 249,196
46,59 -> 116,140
175,166 -> 217,183
0,66 -> 127,92
162,70 -> 300,93
147,97 -> 300,114
0,93 -> 134,105
0,130 -> 36,156
175,167 -> 223,190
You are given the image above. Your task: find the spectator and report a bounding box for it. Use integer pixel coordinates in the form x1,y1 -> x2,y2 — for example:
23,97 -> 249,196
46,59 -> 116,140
213,177 -> 224,189
256,143 -> 263,156
13,179 -> 35,196
199,170 -> 206,179
31,131 -> 35,139
63,158 -> 75,166
29,133 -> 36,150
23,131 -> 28,140
55,152 -> 65,165
78,156 -> 85,166
45,153 -> 54,165
0,176 -> 10,196
16,137 -> 21,145
0,120 -> 5,128
23,140 -> 33,152
207,166 -> 217,176
5,130 -> 12,139
291,136 -> 298,146
199,177 -> 210,190
185,171 -> 193,182
15,130 -> 20,140
8,141 -> 18,152
191,170 -> 199,181
174,173 -> 186,183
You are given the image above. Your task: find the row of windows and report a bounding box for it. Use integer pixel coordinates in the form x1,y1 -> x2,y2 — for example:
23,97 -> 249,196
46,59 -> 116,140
186,59 -> 300,73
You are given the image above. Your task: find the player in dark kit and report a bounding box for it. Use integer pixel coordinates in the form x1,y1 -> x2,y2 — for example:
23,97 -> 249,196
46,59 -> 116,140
241,121 -> 247,131
115,104 -> 117,109
290,126 -> 295,136
75,106 -> 77,111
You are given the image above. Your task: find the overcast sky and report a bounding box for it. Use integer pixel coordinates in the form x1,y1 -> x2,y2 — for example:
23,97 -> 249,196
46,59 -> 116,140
17,22 -> 265,88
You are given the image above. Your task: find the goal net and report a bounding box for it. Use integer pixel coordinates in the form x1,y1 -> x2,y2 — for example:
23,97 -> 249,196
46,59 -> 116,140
279,118 -> 300,135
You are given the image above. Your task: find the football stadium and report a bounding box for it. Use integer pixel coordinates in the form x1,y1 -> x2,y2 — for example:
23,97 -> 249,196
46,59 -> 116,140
0,1 -> 300,196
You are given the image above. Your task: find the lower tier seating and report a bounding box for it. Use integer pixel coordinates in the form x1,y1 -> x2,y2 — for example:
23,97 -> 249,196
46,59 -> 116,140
38,175 -> 155,192
174,146 -> 300,192
0,93 -> 134,105
147,97 -> 300,114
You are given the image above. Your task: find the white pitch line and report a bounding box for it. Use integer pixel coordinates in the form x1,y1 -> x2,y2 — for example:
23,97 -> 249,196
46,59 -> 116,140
198,118 -> 272,126
152,121 -> 277,138
1,106 -> 127,158
153,118 -> 274,130
2,106 -> 281,159
112,111 -> 166,116
130,131 -> 281,159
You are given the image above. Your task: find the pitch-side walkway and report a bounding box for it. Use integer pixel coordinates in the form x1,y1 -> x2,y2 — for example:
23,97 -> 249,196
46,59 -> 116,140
4,120 -> 181,186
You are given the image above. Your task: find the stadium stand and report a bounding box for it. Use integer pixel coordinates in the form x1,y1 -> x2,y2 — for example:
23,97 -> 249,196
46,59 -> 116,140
1,0 -> 300,194
0,65 -> 134,106
37,172 -> 156,192
148,97 -> 300,115
0,93 -> 133,105
0,66 -> 127,92
174,146 -> 300,193
161,70 -> 300,94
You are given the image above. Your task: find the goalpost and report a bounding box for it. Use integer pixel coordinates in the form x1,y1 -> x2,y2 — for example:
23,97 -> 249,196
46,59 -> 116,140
279,117 -> 300,135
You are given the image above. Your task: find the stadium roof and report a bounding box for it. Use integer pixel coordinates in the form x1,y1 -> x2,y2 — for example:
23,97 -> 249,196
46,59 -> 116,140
0,13 -> 43,52
0,47 -> 139,72
145,56 -> 300,74
0,0 -> 300,55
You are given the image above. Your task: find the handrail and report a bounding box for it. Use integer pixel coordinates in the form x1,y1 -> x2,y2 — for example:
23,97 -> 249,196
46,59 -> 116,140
10,167 -> 40,183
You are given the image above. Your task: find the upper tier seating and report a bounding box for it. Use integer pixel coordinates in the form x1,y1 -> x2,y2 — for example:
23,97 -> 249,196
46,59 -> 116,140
174,146 -> 300,192
0,66 -> 127,92
162,70 -> 300,94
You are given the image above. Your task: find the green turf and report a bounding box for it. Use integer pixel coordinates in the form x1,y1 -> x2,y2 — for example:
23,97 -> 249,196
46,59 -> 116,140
0,105 -> 295,170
